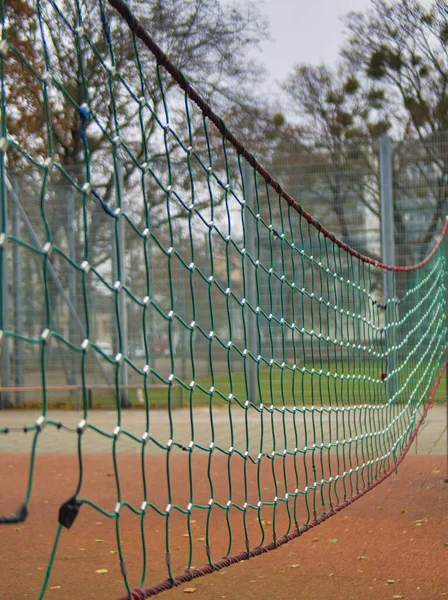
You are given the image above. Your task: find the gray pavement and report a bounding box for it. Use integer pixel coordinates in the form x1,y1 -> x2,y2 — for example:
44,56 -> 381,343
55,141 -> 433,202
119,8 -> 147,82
0,404 -> 446,456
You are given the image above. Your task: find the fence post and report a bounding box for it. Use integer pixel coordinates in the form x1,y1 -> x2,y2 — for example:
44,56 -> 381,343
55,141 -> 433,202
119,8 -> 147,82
11,177 -> 23,405
115,156 -> 130,408
66,185 -> 78,408
242,160 -> 258,405
380,133 -> 397,402
445,224 -> 448,483
0,169 -> 9,409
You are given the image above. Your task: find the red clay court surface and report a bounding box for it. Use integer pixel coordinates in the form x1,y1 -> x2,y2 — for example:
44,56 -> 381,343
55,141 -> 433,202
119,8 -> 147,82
1,451 -> 447,600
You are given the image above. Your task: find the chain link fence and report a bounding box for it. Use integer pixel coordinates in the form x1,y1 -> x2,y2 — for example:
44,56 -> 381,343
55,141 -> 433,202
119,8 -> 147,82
2,132 -> 447,406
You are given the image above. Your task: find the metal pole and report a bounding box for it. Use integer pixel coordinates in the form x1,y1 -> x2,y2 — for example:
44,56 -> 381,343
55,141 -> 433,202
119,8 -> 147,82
242,160 -> 258,404
0,166 -> 9,408
380,134 -> 397,402
445,226 -> 448,483
11,177 -> 23,405
147,236 -> 156,382
116,157 -> 129,407
445,342 -> 448,483
66,185 -> 78,407
179,235 -> 187,407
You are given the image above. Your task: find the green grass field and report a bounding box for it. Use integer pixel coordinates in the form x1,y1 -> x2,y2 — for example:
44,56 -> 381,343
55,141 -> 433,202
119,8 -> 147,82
14,362 -> 446,410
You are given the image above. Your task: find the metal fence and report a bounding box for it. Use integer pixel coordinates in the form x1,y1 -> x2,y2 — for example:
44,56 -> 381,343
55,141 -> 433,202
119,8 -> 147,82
2,131 -> 447,406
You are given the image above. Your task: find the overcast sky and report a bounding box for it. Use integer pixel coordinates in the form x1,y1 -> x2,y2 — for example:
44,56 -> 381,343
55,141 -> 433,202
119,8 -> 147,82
257,0 -> 372,100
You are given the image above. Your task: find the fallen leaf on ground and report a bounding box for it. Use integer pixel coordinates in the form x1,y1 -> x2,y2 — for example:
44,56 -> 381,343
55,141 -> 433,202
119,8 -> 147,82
50,586 -> 61,590
357,556 -> 367,560
95,569 -> 108,574
183,588 -> 196,594
109,550 -> 118,554
261,520 -> 272,526
291,564 -> 299,568
387,579 -> 395,584
197,537 -> 205,541
95,539 -> 104,543
392,595 -> 404,599
400,509 -> 407,514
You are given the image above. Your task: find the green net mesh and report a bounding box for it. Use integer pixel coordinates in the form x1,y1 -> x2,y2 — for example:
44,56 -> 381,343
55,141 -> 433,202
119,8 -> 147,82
0,1 -> 447,599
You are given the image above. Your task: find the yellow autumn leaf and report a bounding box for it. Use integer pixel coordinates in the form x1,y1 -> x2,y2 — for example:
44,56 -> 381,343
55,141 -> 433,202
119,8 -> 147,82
95,569 -> 108,574
183,588 -> 196,594
291,564 -> 299,568
387,579 -> 395,584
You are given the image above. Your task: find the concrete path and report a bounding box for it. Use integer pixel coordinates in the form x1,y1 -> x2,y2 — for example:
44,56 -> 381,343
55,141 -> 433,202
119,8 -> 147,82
0,404 -> 446,456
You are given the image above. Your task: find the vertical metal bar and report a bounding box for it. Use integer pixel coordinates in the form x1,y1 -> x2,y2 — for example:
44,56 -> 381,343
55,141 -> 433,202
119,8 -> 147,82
0,0 -> 9,409
0,167 -> 9,408
174,233 -> 187,407
66,184 -> 78,407
445,225 -> 448,483
11,177 -> 23,405
380,134 -> 397,401
180,236 -> 188,407
380,134 -> 396,268
445,342 -> 448,483
116,157 -> 129,407
242,160 -> 258,404
146,234 -> 156,381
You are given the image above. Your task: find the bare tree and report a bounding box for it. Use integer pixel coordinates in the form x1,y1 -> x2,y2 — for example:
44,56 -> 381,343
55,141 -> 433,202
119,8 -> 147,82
280,62 -> 390,253
343,0 -> 448,258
